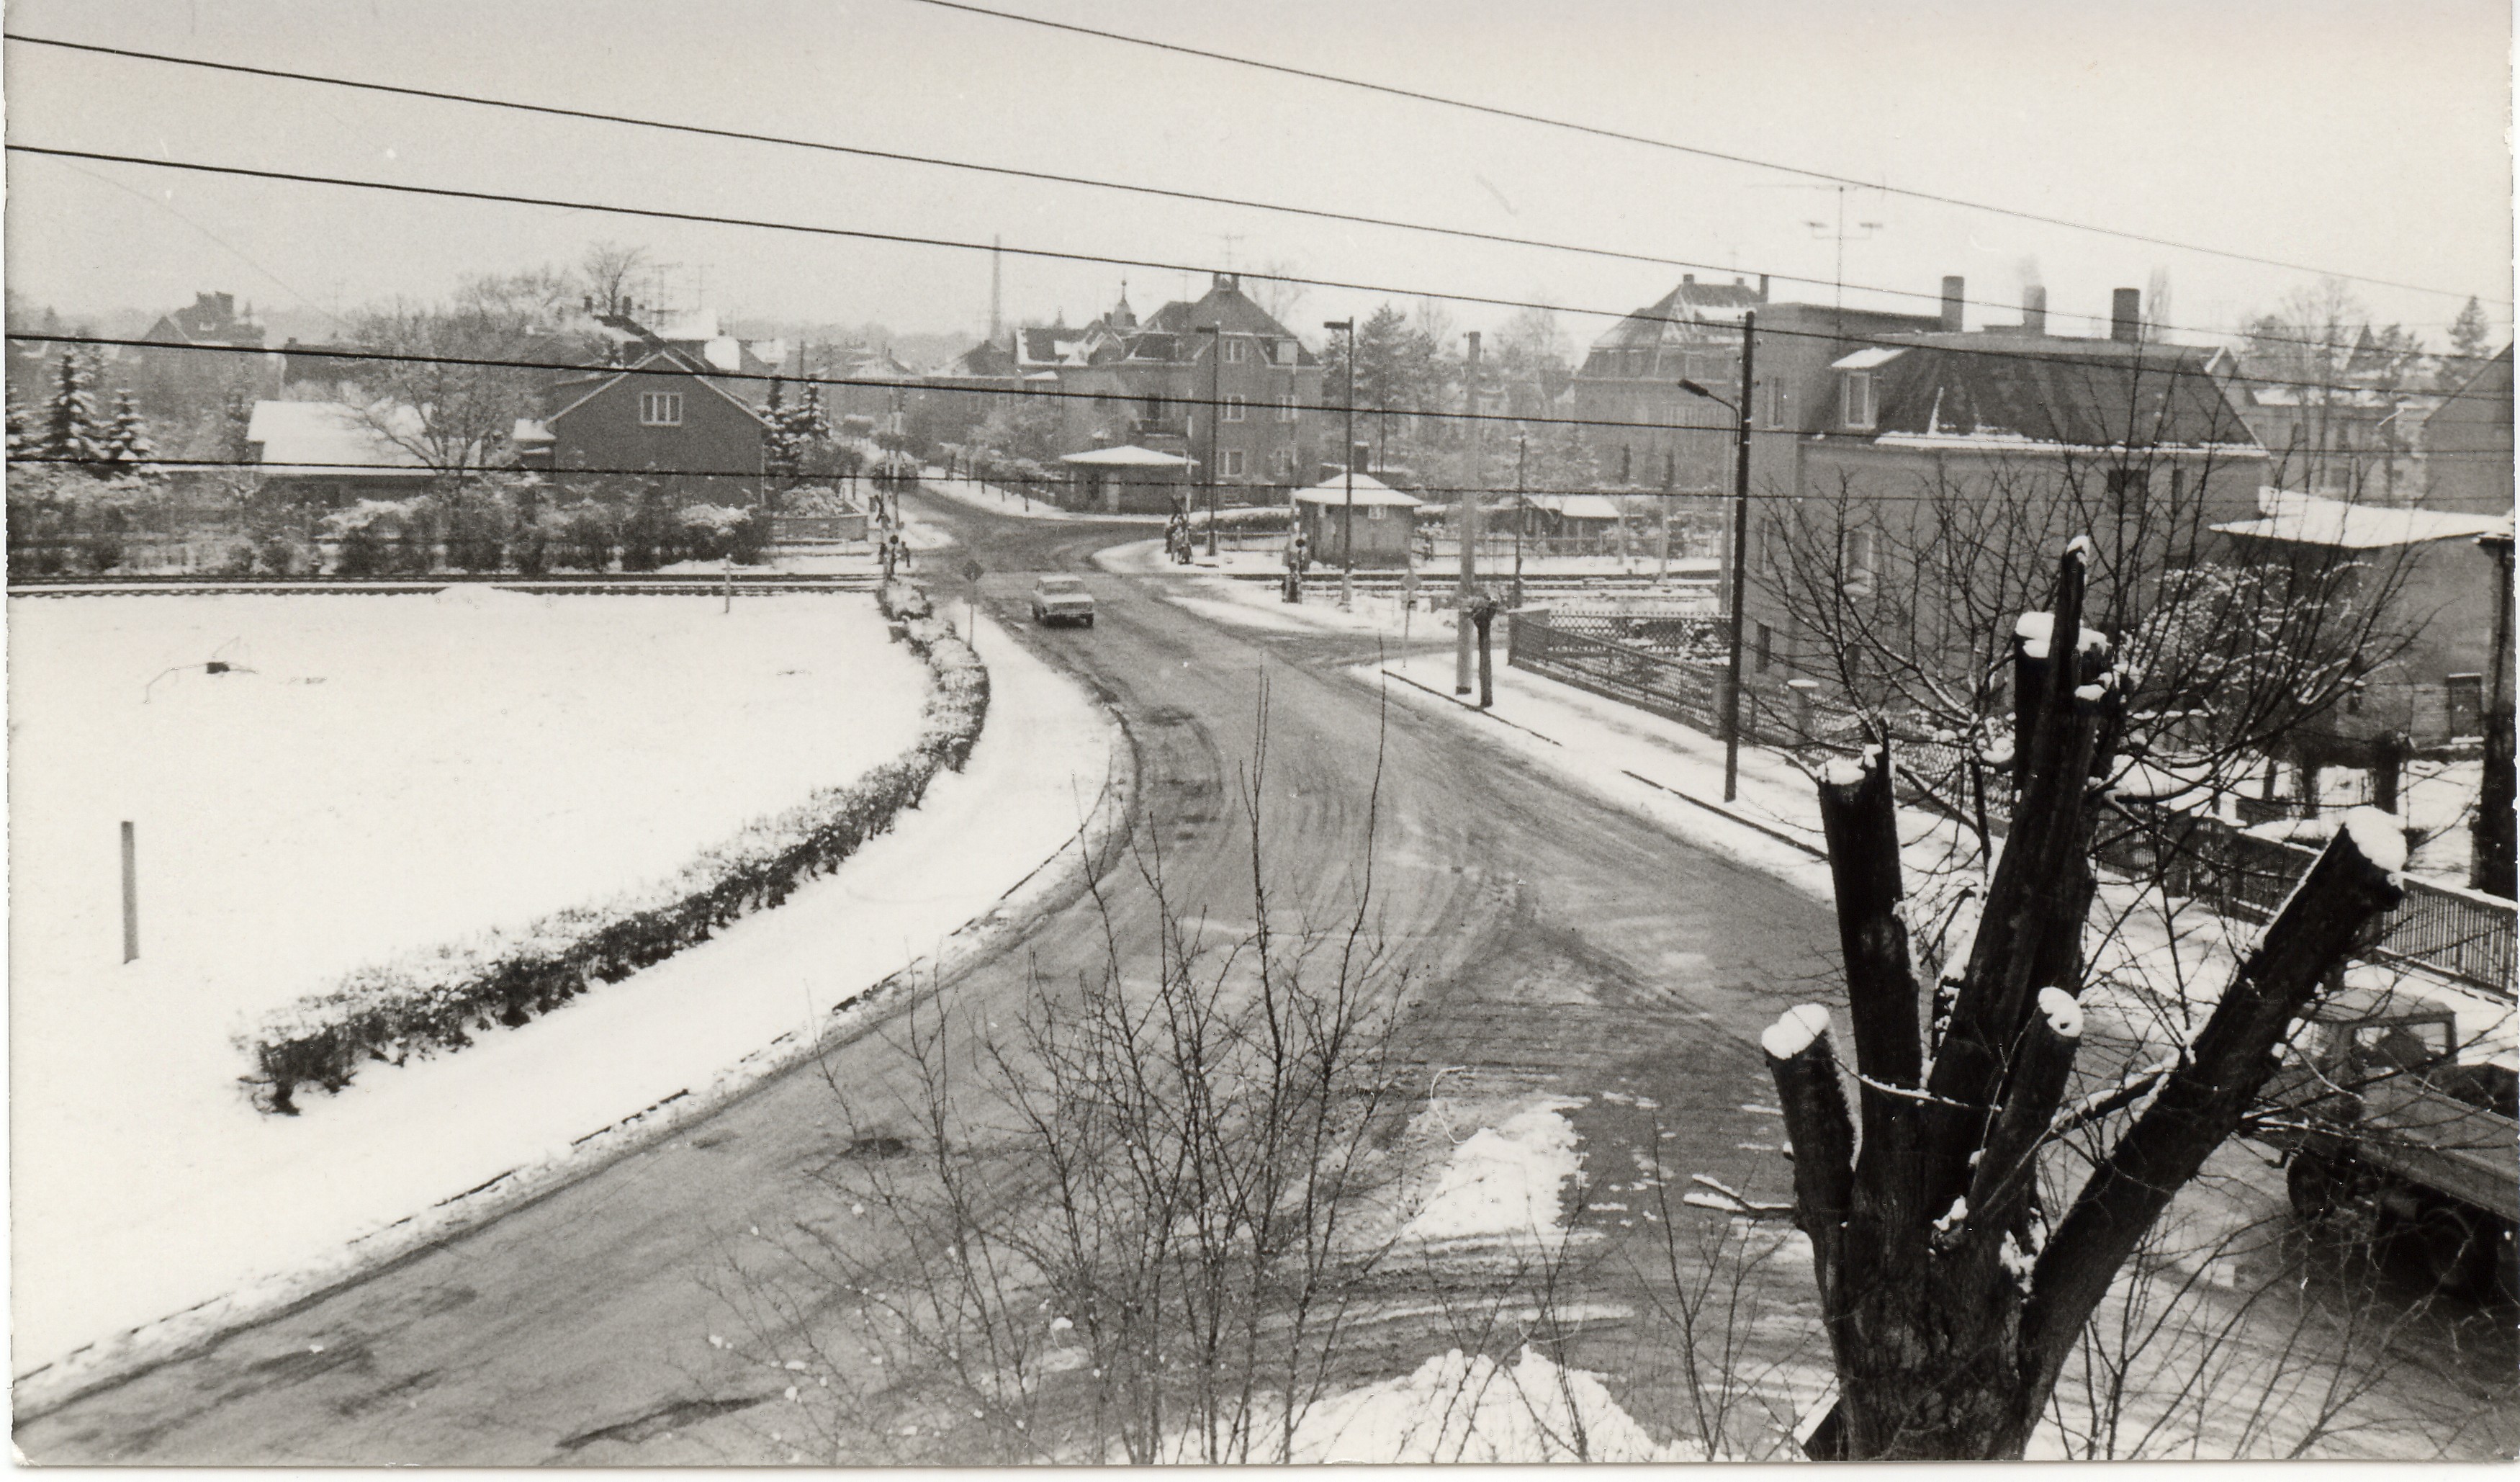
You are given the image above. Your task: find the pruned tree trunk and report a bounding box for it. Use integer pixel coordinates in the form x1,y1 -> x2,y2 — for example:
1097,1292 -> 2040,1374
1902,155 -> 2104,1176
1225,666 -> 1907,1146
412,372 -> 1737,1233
1768,544 -> 2408,1460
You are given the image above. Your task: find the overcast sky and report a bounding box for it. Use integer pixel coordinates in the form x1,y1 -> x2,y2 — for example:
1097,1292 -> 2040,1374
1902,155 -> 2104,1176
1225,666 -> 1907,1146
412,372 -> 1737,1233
5,0 -> 2511,356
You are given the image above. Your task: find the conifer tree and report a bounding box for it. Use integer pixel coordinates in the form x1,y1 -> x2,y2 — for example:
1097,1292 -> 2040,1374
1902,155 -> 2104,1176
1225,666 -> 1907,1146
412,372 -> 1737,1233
99,390 -> 158,479
38,351 -> 104,464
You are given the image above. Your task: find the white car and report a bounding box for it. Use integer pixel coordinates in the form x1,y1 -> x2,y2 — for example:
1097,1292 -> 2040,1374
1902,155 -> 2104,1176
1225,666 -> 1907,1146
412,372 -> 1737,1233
1030,575 -> 1095,627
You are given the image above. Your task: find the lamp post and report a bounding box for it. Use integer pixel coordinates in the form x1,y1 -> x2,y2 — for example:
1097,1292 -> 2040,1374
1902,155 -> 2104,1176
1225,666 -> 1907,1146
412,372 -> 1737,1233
1679,307 -> 1756,803
1323,318 -> 1356,609
1196,323 -> 1222,557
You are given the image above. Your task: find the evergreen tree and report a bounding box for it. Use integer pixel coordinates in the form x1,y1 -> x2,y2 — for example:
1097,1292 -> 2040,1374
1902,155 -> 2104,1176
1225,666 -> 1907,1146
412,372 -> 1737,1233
5,396 -> 35,459
762,380 -> 799,480
99,390 -> 158,479
39,351 -> 104,464
2442,296 -> 2494,388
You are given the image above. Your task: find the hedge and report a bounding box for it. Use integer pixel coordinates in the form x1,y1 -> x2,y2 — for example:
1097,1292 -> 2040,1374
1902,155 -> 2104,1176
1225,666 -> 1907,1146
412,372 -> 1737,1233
236,581 -> 989,1113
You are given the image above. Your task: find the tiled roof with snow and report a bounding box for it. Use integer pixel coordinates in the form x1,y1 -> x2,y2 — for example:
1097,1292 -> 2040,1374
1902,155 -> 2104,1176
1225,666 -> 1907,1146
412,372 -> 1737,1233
1586,277 -> 1765,352
246,400 -> 433,473
1853,333 -> 2257,449
2213,489 -> 2513,549
1292,472 -> 1423,507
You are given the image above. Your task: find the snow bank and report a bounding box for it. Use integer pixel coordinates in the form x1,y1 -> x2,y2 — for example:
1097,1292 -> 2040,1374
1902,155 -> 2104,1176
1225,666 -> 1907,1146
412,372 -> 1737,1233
1402,1099 -> 1585,1247
1282,1347 -> 1698,1463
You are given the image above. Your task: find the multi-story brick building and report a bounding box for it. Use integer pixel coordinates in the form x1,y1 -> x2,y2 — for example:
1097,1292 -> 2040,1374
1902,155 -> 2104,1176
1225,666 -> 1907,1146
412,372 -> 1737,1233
1567,273 -> 1769,492
922,276 -> 1327,503
1735,280 -> 2269,740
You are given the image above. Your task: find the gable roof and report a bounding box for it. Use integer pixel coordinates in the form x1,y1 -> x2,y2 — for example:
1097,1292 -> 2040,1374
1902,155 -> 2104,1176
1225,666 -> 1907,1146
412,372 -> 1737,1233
544,347 -> 773,428
2214,489 -> 2512,550
1130,275 -> 1321,365
1850,333 -> 2259,449
1588,275 -> 1765,353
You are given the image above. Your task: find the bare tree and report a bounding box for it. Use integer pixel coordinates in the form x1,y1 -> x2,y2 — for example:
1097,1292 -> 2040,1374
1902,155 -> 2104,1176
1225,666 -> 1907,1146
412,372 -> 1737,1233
717,699 -> 1436,1464
1763,540 -> 2409,1459
341,300 -> 548,488
580,241 -> 652,316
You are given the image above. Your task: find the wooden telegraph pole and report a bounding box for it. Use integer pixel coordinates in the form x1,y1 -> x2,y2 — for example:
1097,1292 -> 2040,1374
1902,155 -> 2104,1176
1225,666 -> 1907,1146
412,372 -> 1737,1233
120,820 -> 139,964
1456,331 -> 1482,696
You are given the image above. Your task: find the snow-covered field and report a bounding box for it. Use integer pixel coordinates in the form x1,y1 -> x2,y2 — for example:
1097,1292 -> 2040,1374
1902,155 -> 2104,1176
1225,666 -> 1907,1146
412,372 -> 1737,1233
9,592 -> 1119,1380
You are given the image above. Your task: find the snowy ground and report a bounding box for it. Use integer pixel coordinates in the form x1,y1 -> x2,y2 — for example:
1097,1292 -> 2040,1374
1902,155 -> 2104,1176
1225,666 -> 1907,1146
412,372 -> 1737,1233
1364,651 -> 2516,1059
10,593 -> 1120,1380
1136,539 -> 1721,583
912,472 -> 1165,524
1099,537 -> 1471,643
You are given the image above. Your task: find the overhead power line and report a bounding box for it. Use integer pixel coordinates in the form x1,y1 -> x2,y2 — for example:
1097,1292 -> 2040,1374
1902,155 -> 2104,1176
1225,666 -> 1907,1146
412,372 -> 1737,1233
14,330 -> 2500,486
906,0 -> 2509,308
2,32 -> 2498,364
7,149 -> 2481,408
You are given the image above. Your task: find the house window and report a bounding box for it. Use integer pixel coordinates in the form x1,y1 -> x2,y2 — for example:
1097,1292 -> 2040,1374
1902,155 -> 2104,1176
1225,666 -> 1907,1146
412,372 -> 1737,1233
639,391 -> 684,426
1840,372 -> 1875,431
1842,526 -> 1878,596
1366,504 -> 1387,521
1278,393 -> 1298,423
1223,339 -> 1250,364
1222,449 -> 1246,477
1224,394 -> 1247,422
1272,340 -> 1297,367
1763,381 -> 1784,429
1755,622 -> 1773,674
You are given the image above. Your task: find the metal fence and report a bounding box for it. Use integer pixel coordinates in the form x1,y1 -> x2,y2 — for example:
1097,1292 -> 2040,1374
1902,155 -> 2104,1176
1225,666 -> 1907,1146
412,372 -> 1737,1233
1508,606 -> 2516,1000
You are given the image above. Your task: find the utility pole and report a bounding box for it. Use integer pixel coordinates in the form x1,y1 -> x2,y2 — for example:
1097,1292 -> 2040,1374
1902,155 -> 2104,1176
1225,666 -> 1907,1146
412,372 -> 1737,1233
1721,312 -> 1756,801
120,820 -> 138,964
1324,318 -> 1356,610
1200,323 -> 1223,557
1680,310 -> 1758,803
988,235 -> 1003,344
1456,331 -> 1482,694
2476,531 -> 2515,896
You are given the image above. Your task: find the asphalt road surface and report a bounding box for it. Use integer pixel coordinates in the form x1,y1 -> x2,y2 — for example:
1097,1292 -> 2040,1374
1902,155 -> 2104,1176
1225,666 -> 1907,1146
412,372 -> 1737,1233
18,496 -> 2512,1462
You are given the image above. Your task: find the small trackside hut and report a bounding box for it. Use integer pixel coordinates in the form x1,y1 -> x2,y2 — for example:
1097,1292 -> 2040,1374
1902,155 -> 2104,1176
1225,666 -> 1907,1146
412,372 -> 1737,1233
1290,472 -> 1423,567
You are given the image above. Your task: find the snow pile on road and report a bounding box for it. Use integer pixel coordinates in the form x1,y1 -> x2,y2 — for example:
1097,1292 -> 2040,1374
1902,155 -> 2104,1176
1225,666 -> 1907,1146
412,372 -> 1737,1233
10,596 -> 1120,1386
1402,1099 -> 1585,1247
1284,1346 -> 1699,1463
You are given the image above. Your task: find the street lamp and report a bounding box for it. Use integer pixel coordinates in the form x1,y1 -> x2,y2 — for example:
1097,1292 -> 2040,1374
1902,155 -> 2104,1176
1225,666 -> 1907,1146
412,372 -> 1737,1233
1678,307 -> 1756,803
1323,318 -> 1356,609
1196,323 -> 1222,557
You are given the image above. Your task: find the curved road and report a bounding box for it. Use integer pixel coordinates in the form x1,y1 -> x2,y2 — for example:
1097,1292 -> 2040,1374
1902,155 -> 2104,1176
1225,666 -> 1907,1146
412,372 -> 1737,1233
32,495 -> 2498,1462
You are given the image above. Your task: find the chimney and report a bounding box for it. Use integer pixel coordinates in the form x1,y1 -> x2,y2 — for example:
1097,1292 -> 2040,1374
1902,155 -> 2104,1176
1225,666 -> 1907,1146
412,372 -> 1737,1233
1683,273 -> 1696,286
1757,273 -> 1770,302
1354,441 -> 1373,474
2110,288 -> 2142,343
1939,276 -> 1966,333
2022,285 -> 2048,336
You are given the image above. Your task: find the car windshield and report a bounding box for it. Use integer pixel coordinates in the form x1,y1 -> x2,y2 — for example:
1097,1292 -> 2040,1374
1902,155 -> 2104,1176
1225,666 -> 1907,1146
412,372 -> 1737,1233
1040,578 -> 1084,593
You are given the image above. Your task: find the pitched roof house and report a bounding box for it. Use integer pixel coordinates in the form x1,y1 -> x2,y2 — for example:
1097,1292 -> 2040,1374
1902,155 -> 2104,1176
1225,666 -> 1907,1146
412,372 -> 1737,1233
527,346 -> 773,503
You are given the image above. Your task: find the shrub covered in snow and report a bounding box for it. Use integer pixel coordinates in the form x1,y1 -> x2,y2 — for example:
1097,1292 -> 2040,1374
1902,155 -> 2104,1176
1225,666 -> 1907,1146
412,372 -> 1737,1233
235,580 -> 991,1113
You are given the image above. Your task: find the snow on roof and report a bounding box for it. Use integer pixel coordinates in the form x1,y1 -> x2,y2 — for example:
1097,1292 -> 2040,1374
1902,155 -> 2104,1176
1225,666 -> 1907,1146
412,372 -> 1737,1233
512,418 -> 552,444
1058,444 -> 1197,467
1526,492 -> 1624,521
2213,489 -> 2513,550
1292,472 -> 1424,507
246,400 -> 432,473
1830,346 -> 1907,371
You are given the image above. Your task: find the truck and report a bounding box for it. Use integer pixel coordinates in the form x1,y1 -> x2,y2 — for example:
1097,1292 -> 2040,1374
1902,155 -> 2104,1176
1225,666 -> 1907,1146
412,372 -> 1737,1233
2263,984 -> 2518,1298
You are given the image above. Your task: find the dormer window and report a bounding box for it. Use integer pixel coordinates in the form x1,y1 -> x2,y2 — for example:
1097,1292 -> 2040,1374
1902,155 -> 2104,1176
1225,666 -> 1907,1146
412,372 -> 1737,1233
1272,339 -> 1297,366
1223,339 -> 1251,364
1840,371 -> 1876,431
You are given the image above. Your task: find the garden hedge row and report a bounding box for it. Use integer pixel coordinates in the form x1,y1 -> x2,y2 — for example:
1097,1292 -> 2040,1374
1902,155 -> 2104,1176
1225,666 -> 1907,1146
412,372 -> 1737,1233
237,581 -> 989,1113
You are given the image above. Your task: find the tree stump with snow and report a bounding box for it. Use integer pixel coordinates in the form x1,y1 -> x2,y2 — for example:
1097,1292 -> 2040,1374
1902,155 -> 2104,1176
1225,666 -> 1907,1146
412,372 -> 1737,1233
1765,543 -> 2407,1460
